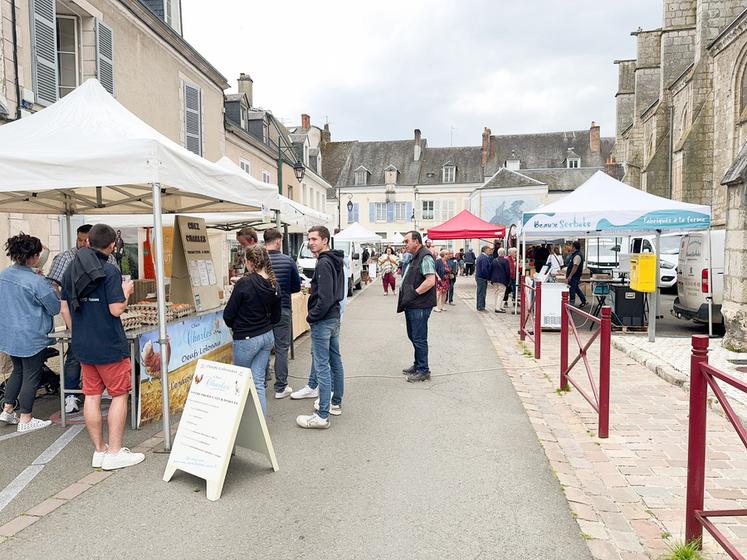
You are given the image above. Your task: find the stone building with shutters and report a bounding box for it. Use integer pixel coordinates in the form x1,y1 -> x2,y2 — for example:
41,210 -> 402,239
0,0 -> 230,268
612,0 -> 747,350
321,123 -> 616,246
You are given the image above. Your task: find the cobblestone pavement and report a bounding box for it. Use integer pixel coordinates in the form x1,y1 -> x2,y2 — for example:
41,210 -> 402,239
613,334 -> 747,420
456,279 -> 747,560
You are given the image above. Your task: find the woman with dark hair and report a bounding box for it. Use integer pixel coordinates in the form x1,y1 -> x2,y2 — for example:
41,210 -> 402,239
378,246 -> 398,295
223,245 -> 281,414
434,250 -> 451,312
0,233 -> 60,433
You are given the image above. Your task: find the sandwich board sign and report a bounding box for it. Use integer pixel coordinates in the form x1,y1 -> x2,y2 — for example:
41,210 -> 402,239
163,359 -> 278,500
170,215 -> 220,311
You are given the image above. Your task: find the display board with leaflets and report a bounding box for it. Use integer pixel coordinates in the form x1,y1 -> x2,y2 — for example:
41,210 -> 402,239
171,216 -> 220,311
163,359 -> 278,501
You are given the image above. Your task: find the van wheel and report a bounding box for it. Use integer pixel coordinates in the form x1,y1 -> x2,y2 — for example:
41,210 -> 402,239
348,276 -> 354,297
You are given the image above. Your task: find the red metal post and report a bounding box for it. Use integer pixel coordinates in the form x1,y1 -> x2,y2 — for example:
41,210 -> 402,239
560,291 -> 569,390
685,334 -> 710,546
519,275 -> 526,340
534,279 -> 542,359
598,306 -> 612,439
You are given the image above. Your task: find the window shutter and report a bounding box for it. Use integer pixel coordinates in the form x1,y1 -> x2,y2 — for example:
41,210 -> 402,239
30,0 -> 57,106
405,202 -> 413,222
96,20 -> 115,95
386,202 -> 394,223
353,203 -> 360,223
184,83 -> 202,156
368,202 -> 375,223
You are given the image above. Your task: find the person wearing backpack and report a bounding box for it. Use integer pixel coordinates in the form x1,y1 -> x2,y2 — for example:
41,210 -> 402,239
223,245 -> 282,415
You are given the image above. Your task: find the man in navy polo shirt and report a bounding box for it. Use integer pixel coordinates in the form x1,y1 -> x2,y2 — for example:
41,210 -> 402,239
60,224 -> 144,471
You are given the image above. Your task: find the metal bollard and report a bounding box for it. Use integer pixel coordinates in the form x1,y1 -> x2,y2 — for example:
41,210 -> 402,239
560,291 -> 569,390
534,279 -> 542,359
685,335 -> 709,546
598,306 -> 611,438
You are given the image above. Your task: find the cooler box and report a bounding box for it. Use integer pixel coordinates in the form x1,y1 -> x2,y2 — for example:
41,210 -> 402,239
611,285 -> 645,326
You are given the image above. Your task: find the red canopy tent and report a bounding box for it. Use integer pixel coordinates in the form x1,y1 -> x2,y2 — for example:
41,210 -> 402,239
427,209 -> 506,240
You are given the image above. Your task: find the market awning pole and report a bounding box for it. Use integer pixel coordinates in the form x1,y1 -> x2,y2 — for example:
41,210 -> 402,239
648,230 -> 660,342
152,182 -> 172,450
707,226 -> 713,337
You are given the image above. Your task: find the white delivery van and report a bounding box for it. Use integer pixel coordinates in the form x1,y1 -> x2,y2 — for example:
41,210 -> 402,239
296,239 -> 362,297
585,233 -> 681,288
673,230 -> 725,325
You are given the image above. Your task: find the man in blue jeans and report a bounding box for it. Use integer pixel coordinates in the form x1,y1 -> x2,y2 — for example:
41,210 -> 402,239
475,245 -> 492,311
397,231 -> 437,382
566,241 -> 587,308
296,226 -> 346,430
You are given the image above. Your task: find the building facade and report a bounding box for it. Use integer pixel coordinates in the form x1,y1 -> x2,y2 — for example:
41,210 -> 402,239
321,124 -> 616,247
612,0 -> 747,350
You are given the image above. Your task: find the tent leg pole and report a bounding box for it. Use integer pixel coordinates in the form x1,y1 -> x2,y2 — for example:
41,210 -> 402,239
63,214 -> 73,250
152,182 -> 172,450
708,226 -> 713,338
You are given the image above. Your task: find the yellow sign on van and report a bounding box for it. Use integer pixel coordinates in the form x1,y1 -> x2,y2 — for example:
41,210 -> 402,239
630,253 -> 657,292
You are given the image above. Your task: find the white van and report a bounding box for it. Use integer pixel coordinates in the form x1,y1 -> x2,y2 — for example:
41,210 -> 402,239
296,239 -> 362,297
673,230 -> 725,325
585,234 -> 680,288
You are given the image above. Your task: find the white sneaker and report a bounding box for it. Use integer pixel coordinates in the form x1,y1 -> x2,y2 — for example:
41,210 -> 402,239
65,395 -> 80,413
101,448 -> 145,471
274,386 -> 293,399
290,385 -> 319,400
92,445 -> 108,468
296,413 -> 330,429
0,410 -> 19,425
313,398 -> 342,416
17,418 -> 52,433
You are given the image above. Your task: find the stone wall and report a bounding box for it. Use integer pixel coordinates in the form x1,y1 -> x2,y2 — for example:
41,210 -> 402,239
722,181 -> 747,350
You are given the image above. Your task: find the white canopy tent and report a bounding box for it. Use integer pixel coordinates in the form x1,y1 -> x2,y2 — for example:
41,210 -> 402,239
334,222 -> 383,243
519,171 -> 712,340
390,232 -> 405,244
215,157 -> 331,229
0,79 -> 279,448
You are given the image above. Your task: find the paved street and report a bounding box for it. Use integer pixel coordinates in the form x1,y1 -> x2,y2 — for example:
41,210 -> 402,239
0,280 -> 590,559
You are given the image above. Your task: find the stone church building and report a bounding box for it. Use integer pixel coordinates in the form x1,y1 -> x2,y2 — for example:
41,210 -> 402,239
613,0 -> 747,350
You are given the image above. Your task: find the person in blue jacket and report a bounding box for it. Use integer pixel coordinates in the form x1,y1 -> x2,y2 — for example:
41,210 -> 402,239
489,247 -> 511,313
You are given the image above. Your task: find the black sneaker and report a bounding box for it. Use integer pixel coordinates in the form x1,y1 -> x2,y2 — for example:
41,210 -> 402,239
402,365 -> 417,375
578,301 -> 588,309
406,371 -> 431,383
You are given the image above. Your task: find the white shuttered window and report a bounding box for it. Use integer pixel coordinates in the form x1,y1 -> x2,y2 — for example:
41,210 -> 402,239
31,0 -> 58,106
96,20 -> 114,95
183,82 -> 202,156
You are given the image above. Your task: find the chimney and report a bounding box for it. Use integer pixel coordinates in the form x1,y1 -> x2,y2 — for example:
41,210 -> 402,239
301,113 -> 311,129
481,127 -> 491,167
489,135 -> 496,160
321,123 -> 331,143
414,129 -> 422,161
238,73 -> 254,107
589,121 -> 601,153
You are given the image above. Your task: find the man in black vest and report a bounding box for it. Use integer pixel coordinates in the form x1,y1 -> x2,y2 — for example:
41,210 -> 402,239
567,241 -> 587,308
397,231 -> 437,382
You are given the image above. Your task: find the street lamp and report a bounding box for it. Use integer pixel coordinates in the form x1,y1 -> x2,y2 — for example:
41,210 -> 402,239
293,161 -> 306,182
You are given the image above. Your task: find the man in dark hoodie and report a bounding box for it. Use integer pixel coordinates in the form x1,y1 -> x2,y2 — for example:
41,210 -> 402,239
296,225 -> 346,430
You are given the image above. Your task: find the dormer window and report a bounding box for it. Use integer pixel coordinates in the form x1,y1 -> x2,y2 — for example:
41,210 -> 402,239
354,166 -> 370,186
384,164 -> 399,186
240,106 -> 248,130
565,148 -> 581,169
442,164 -> 456,183
505,150 -> 520,171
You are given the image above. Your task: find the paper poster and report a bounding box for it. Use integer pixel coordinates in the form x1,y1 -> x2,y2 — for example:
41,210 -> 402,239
188,261 -> 200,287
197,260 -> 210,286
206,260 -> 217,286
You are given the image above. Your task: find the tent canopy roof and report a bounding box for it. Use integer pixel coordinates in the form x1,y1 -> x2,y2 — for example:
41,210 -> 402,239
334,222 -> 382,242
521,171 -> 711,237
427,209 -> 506,240
0,79 -> 278,215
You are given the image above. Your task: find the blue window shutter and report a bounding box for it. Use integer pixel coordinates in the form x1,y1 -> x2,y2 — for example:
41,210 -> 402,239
354,203 -> 360,223
368,202 -> 375,223
347,204 -> 354,224
386,202 -> 394,223
31,0 -> 57,106
405,202 -> 413,222
96,20 -> 115,95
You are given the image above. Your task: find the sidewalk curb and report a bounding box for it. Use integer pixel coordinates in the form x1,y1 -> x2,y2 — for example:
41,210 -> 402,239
611,338 -> 689,389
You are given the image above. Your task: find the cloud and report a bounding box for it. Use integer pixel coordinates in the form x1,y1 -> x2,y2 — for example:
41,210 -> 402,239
181,0 -> 662,145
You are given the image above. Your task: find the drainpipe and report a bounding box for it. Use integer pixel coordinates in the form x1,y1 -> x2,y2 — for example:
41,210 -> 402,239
11,0 -> 22,120
668,104 -> 674,198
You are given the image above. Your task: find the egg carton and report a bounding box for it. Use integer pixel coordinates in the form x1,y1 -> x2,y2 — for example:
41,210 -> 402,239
120,312 -> 143,332
171,303 -> 195,318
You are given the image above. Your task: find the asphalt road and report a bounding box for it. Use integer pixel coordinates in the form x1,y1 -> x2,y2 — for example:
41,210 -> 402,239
1,281 -> 591,559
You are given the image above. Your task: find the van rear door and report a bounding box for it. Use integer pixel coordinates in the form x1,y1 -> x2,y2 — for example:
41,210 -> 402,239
677,233 -> 707,311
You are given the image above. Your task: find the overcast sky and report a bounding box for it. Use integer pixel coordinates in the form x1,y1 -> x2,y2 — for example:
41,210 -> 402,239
181,0 -> 661,147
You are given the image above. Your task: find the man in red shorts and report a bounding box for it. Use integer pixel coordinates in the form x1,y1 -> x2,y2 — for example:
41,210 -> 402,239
60,224 -> 144,471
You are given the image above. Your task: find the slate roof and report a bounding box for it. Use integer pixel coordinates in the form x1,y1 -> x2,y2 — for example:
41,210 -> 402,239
721,141 -> 747,185
478,168 -> 547,190
225,93 -> 245,103
323,139 -> 424,187
418,146 -> 484,185
483,130 -> 614,173
521,168 -> 600,192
